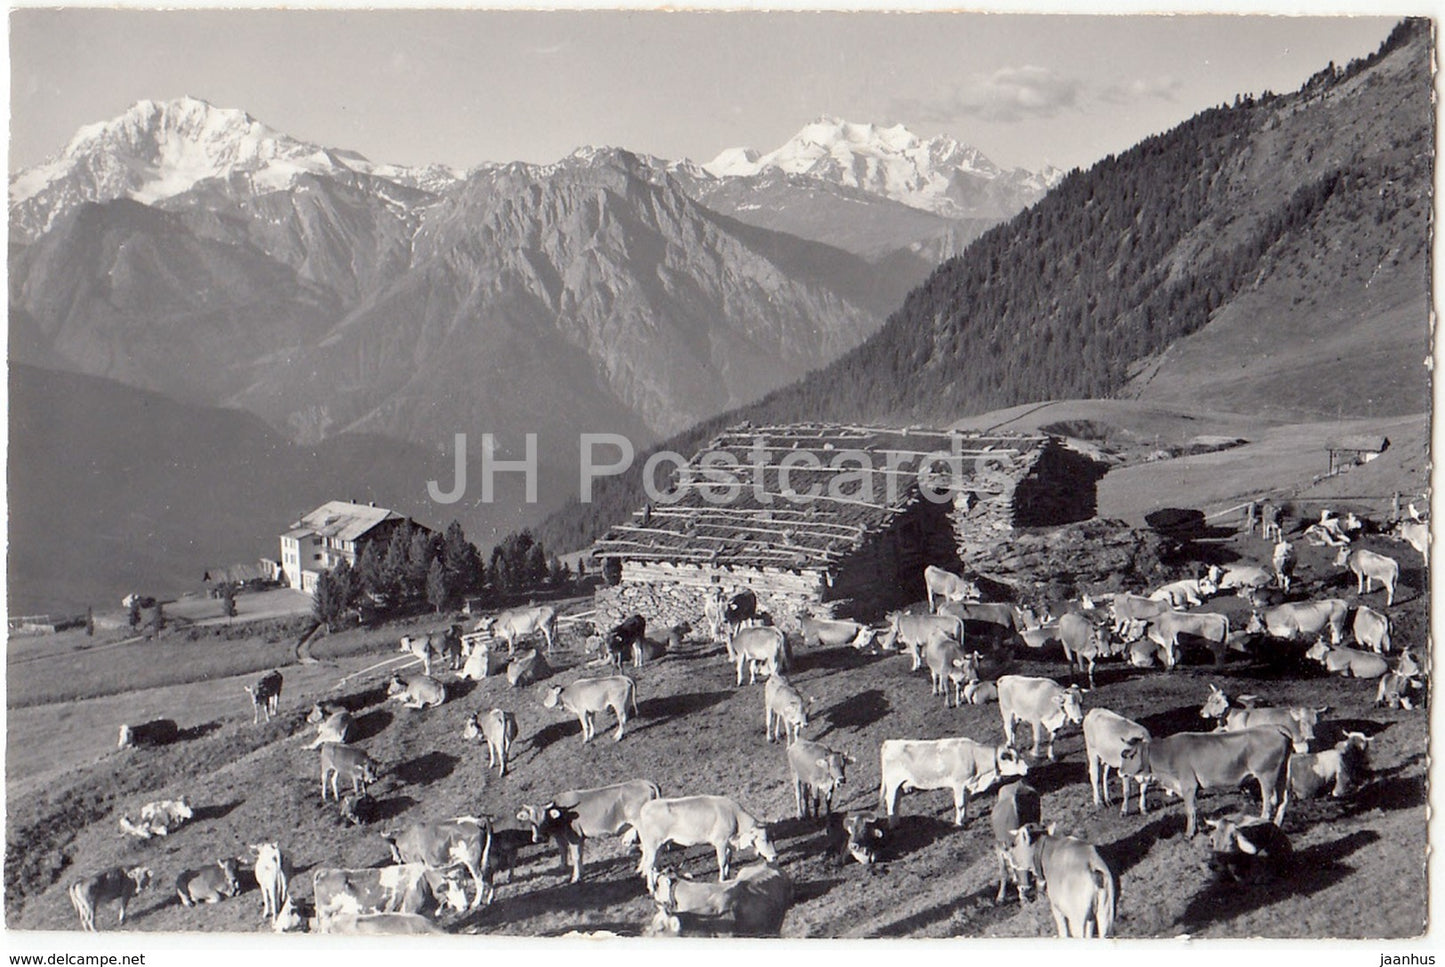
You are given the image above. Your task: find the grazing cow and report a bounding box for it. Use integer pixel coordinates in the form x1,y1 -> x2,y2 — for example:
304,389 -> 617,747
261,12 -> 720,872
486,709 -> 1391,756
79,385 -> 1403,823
1128,632 -> 1173,669
922,636 -> 973,705
704,587 -> 728,642
387,673 -> 446,709
1290,732 -> 1372,799
1117,727 -> 1292,837
1305,640 -> 1389,679
1207,564 -> 1274,592
880,612 -> 963,671
962,679 -> 999,705
764,673 -> 810,743
787,739 -> 851,819
878,737 -> 1028,826
250,843 -> 288,926
69,867 -> 152,931
462,709 -> 518,776
647,863 -> 792,938
1205,818 -> 1293,885
398,633 -> 441,676
731,626 -> 789,686
1110,594 -> 1170,635
1082,709 -> 1150,816
244,670 -> 283,724
306,704 -> 354,749
1260,502 -> 1284,542
1335,546 -> 1400,606
1058,613 -> 1118,688
479,826 -> 533,886
117,718 -> 178,749
1007,824 -> 1117,938
1019,622 -> 1063,653
1304,522 -> 1351,547
826,811 -> 887,866
798,615 -> 873,649
1149,578 -> 1207,609
1376,651 -> 1424,709
339,793 -> 378,827
270,896 -> 309,933
319,743 -> 379,801
634,623 -> 690,667
118,797 -> 193,839
1246,599 -> 1349,645
518,778 -> 662,883
1199,684 -> 1322,753
725,590 -> 759,643
1148,610 -> 1230,666
540,675 -> 637,743
1393,520 -> 1429,565
1273,541 -> 1297,592
635,795 -> 777,889
476,606 -> 558,655
312,864 -> 468,929
381,819 -> 493,910
324,912 -> 445,935
991,781 -> 1042,903
998,676 -> 1085,760
924,565 -> 980,612
938,601 -> 1030,648
176,858 -> 241,906
507,647 -> 551,687
1219,706 -> 1320,755
604,614 -> 647,669
459,639 -> 507,680
1352,605 -> 1392,654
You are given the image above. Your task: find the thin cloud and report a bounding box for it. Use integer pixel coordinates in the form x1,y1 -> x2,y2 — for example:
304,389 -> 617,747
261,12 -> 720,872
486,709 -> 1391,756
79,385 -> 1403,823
898,65 -> 1082,124
1100,75 -> 1184,103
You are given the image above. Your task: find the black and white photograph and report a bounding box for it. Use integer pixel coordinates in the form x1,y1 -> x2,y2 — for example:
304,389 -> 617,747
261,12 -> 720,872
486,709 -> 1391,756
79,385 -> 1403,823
4,2 -> 1434,949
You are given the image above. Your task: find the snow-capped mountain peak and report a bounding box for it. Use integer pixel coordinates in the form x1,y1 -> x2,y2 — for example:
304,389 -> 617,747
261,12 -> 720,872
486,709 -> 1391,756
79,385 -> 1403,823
702,116 -> 1060,218
10,96 -> 463,238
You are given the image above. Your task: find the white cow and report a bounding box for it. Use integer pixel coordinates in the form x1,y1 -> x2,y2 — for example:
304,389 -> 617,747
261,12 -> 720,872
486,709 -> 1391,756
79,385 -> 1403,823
635,796 -> 777,890
540,676 -> 637,743
879,737 -> 1029,826
476,606 -> 558,654
1335,547 -> 1400,606
924,565 -> 980,612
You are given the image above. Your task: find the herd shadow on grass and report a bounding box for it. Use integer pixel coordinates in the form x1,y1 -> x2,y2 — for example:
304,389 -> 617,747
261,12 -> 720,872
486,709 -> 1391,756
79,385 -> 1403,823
813,688 -> 889,739
348,709 -> 394,742
390,751 -> 457,786
1176,828 -> 1380,933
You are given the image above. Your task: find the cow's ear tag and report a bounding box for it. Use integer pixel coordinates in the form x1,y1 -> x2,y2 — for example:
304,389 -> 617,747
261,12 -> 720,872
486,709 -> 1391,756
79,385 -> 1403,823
547,807 -> 562,820
1235,833 -> 1259,855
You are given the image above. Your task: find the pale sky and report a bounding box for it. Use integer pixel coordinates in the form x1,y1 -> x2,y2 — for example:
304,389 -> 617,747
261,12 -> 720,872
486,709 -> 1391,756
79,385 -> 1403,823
9,8 -> 1400,175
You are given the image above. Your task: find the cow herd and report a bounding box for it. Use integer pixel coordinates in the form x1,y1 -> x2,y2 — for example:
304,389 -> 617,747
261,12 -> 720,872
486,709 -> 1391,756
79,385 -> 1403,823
72,502 -> 1426,938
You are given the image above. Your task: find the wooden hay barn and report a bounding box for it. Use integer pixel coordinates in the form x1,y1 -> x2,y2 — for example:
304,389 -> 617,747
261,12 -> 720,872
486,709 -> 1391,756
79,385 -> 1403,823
590,422 -> 1104,632
1325,434 -> 1390,475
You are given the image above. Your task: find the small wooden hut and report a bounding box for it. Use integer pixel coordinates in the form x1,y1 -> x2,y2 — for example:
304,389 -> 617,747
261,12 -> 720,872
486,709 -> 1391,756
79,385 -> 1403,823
1325,435 -> 1390,475
590,422 -> 1103,631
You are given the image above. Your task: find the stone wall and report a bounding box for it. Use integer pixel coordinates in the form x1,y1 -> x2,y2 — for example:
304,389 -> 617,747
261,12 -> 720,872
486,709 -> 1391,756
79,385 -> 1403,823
594,566 -> 837,636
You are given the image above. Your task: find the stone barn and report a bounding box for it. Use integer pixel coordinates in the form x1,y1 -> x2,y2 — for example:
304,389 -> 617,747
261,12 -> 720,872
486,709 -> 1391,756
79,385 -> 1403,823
590,422 -> 1104,632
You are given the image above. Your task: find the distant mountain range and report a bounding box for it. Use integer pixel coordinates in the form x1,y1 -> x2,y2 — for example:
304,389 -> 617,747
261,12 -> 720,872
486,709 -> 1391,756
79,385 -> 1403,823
535,19 -> 1432,555
9,99 -> 1059,611
704,117 -> 1064,220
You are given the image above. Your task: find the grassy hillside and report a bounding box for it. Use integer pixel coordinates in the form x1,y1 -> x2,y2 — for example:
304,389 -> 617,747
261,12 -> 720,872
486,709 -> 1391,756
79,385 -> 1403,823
536,20 -> 1431,555
5,526 -> 1428,936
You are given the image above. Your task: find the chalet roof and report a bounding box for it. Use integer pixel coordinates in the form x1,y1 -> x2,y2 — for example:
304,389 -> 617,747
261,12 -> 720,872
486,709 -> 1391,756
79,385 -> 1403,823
1325,434 -> 1390,453
290,500 -> 404,542
203,562 -> 268,584
591,422 -> 1052,570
